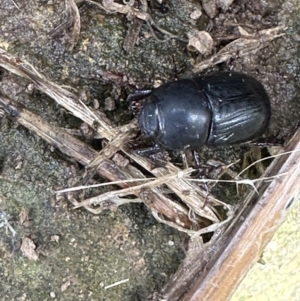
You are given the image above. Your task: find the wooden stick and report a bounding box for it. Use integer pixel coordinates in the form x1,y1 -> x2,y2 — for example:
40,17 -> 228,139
159,127 -> 300,301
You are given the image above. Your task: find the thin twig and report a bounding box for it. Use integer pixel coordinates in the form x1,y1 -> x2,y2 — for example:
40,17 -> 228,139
56,177 -> 155,193
193,26 -> 286,73
10,0 -> 20,10
75,168 -> 193,208
0,212 -> 17,237
237,149 -> 300,178
104,278 -> 129,289
67,0 -> 81,50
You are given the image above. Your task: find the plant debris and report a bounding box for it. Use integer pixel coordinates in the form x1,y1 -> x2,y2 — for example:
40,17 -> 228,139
20,237 -> 38,261
0,51 -> 226,234
49,0 -> 81,50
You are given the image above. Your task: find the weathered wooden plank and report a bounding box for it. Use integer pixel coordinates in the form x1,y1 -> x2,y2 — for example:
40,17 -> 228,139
162,128 -> 300,301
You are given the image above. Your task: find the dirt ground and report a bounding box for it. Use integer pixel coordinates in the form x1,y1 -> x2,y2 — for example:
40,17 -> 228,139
0,0 -> 300,300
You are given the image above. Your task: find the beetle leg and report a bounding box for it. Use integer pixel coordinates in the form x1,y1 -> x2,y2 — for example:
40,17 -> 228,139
181,152 -> 188,169
192,150 -> 201,167
127,89 -> 152,105
201,183 -> 210,209
134,144 -> 161,157
191,152 -> 225,186
134,145 -> 170,167
149,151 -> 170,167
128,89 -> 153,114
249,137 -> 284,147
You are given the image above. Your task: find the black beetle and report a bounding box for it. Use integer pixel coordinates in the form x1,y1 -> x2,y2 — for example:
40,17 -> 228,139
133,72 -> 271,152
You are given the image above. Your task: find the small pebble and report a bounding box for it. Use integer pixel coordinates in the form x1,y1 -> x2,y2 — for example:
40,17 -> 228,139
105,97 -> 116,111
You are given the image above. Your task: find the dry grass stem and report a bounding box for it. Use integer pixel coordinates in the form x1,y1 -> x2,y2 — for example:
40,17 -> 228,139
0,48 -> 116,139
48,0 -> 81,50
87,0 -> 188,43
66,0 -> 81,50
153,210 -> 234,237
75,168 -> 194,208
193,25 -> 286,73
69,195 -> 143,214
0,211 -> 17,237
87,120 -> 138,168
9,0 -> 20,9
123,0 -> 148,51
236,148 -> 300,177
104,278 -> 129,290
56,177 -> 155,193
87,0 -> 151,21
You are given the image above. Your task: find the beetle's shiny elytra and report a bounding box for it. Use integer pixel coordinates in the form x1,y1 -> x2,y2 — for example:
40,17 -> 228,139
137,72 -> 271,151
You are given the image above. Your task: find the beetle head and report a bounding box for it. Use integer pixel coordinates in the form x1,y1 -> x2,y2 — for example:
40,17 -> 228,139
137,99 -> 163,140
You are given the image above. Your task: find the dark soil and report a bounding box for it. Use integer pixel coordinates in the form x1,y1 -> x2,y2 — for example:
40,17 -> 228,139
0,0 -> 299,300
